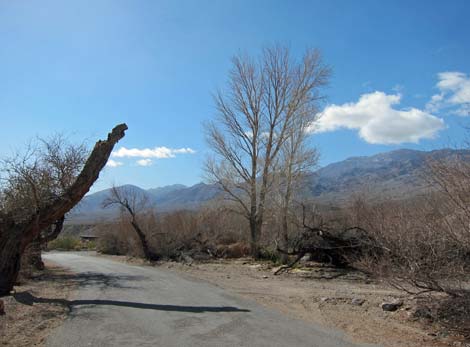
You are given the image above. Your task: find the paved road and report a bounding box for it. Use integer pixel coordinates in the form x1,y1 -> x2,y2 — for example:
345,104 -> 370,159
41,252 -> 377,347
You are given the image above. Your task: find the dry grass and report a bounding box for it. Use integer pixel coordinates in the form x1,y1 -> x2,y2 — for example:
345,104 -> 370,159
0,261 -> 76,347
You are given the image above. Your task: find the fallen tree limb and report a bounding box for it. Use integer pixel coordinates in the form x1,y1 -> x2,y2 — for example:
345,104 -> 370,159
274,204 -> 379,275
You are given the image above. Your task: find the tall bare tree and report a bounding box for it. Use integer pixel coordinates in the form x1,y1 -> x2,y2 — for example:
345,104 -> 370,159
275,112 -> 320,263
103,186 -> 159,261
205,46 -> 330,257
0,124 -> 127,296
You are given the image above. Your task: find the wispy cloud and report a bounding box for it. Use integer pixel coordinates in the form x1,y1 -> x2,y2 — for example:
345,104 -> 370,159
392,84 -> 404,93
310,91 -> 445,145
106,159 -> 124,168
136,159 -> 153,166
426,71 -> 470,116
112,146 -> 196,159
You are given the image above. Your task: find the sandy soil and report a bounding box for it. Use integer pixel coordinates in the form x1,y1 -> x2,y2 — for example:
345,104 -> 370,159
163,259 -> 466,347
0,261 -> 76,347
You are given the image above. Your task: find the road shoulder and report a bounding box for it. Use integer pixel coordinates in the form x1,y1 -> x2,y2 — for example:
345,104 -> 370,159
0,261 -> 77,347
163,259 -> 457,347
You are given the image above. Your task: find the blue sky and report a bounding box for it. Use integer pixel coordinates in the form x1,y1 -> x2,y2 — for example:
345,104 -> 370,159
1,0 -> 470,192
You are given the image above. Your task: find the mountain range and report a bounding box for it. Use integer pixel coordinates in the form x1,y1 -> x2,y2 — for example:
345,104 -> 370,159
67,148 -> 469,224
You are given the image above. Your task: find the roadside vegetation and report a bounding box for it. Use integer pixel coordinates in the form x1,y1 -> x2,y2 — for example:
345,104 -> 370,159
46,237 -> 95,252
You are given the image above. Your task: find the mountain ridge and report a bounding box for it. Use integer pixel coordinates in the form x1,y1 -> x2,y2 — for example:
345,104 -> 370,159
67,148 -> 469,224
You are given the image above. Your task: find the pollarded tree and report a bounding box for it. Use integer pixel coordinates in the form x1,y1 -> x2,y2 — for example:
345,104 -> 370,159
205,45 -> 330,257
1,135 -> 88,269
0,124 -> 127,296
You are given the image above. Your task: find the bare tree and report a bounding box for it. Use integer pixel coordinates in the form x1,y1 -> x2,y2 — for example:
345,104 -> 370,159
0,124 -> 127,296
103,186 -> 159,261
205,45 -> 330,257
274,106 -> 320,263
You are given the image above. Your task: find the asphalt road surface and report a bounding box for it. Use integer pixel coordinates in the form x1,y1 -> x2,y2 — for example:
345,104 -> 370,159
42,252 -> 377,347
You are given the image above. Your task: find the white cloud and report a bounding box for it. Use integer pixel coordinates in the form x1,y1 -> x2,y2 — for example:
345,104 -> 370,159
310,91 -> 445,145
112,146 -> 196,159
453,104 -> 470,116
106,159 -> 123,168
426,93 -> 445,113
136,159 -> 153,167
427,72 -> 470,116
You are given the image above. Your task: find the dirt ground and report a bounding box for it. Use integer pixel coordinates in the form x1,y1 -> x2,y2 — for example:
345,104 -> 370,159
163,259 -> 467,347
0,261 -> 76,347
1,253 -> 467,347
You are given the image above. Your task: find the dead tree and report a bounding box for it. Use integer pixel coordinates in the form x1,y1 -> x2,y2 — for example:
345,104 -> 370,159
0,124 -> 127,296
103,186 -> 159,261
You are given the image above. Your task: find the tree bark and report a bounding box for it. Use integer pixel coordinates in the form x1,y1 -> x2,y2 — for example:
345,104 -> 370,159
279,205 -> 290,264
249,217 -> 259,258
0,124 -> 127,296
41,217 -> 65,244
248,216 -> 264,259
24,237 -> 44,271
23,216 -> 65,271
0,224 -> 23,294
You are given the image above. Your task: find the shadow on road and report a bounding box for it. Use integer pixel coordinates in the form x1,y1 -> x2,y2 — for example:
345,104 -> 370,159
35,271 -> 148,290
13,291 -> 251,314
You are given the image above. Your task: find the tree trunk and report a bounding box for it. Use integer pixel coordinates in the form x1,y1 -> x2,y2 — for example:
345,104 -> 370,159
0,252 -> 22,296
0,124 -> 127,296
249,217 -> 262,259
279,204 -> 290,264
279,179 -> 293,264
130,220 -> 158,261
24,237 -> 44,271
22,216 -> 65,272
0,226 -> 23,295
41,217 -> 65,244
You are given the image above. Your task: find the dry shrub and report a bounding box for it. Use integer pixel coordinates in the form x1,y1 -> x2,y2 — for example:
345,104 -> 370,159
349,195 -> 470,295
150,208 -> 249,259
344,192 -> 470,340
96,221 -> 143,257
47,237 -> 82,251
329,153 -> 470,340
435,293 -> 470,338
215,242 -> 251,258
95,207 -> 250,260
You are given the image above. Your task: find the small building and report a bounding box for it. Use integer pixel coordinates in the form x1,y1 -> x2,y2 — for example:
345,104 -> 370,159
79,228 -> 99,242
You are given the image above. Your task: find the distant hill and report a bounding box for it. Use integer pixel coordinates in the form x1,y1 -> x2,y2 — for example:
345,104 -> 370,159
68,182 -> 220,223
147,184 -> 187,199
304,148 -> 469,205
70,184 -> 154,223
67,148 -> 470,224
151,182 -> 221,209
